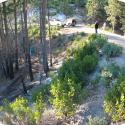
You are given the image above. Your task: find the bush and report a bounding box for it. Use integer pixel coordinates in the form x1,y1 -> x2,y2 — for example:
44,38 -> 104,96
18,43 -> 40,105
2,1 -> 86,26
50,34 -> 100,118
0,97 -> 44,125
67,35 -> 99,58
102,43 -> 123,58
82,55 -> 98,73
100,63 -> 124,87
73,42 -> 98,61
91,75 -> 100,87
88,34 -> 108,49
104,76 -> 125,122
79,32 -> 86,36
31,84 -> 50,103
101,68 -> 112,87
58,55 -> 98,87
50,78 -> 83,117
66,39 -> 85,56
85,116 -> 108,125
58,58 -> 87,87
106,63 -> 121,78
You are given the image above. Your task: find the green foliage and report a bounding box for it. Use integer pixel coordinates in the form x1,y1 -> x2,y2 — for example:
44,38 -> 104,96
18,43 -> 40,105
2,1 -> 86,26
85,116 -> 108,125
91,75 -> 101,87
50,34 -> 101,117
58,54 -> 98,88
105,0 -> 121,30
86,0 -> 107,22
0,97 -> 44,125
104,76 -> 125,122
28,25 -> 60,40
101,68 -> 112,87
56,34 -> 65,43
48,71 -> 57,78
67,39 -> 85,56
68,32 -> 86,42
100,63 -> 117,86
100,63 -> 125,87
73,42 -> 97,60
106,63 -> 121,78
58,58 -> 85,87
79,32 -> 86,37
102,43 -> 123,58
68,34 -> 107,57
82,55 -> 98,73
50,78 -> 82,117
88,34 -> 108,49
32,84 -> 50,103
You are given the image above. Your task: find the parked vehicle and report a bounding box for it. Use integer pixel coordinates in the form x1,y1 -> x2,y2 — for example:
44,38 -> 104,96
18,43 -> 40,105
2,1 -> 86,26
62,18 -> 77,27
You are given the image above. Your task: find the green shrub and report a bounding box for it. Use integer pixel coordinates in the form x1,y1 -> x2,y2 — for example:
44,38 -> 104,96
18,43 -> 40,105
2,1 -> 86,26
69,34 -> 76,41
104,76 -> 125,122
67,35 -> 99,58
88,34 -> 99,41
101,63 -> 121,79
48,71 -> 57,78
85,116 -> 108,125
106,63 -> 121,78
47,26 -> 60,39
73,42 -> 97,61
58,55 -> 98,87
31,84 -> 50,103
100,63 -> 123,86
102,43 -> 123,58
50,78 -> 83,117
58,58 -> 85,86
56,34 -> 64,43
0,97 -> 44,125
82,55 -> 98,73
52,34 -> 58,39
101,68 -> 112,87
120,67 -> 125,76
91,75 -> 100,87
88,34 -> 107,49
28,25 -> 60,40
66,39 -> 85,56
79,32 -> 86,36
50,34 -> 100,118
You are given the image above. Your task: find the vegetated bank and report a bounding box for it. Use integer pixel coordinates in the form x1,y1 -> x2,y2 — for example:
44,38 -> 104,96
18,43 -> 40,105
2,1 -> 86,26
0,33 -> 124,125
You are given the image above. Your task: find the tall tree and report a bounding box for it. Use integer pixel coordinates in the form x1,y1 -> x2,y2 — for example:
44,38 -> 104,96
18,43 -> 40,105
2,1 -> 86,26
86,0 -> 107,23
47,0 -> 52,67
119,2 -> 125,34
23,0 -> 34,81
39,0 -> 49,76
13,0 -> 19,71
3,2 -> 14,79
105,0 -> 121,32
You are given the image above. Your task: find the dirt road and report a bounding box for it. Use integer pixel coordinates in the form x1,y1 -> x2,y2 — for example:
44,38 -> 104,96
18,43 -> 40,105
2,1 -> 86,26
59,24 -> 125,47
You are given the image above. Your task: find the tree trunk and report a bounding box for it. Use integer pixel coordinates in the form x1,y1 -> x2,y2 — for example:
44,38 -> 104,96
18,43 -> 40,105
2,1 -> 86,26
47,3 -> 52,67
9,55 -> 14,79
0,5 -> 7,78
23,0 -> 34,81
14,0 -> 19,71
3,2 -> 14,79
39,0 -> 49,76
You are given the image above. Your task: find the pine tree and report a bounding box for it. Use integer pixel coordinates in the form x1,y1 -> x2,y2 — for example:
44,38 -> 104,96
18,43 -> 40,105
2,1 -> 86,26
39,0 -> 49,76
105,0 -> 122,32
86,0 -> 107,23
